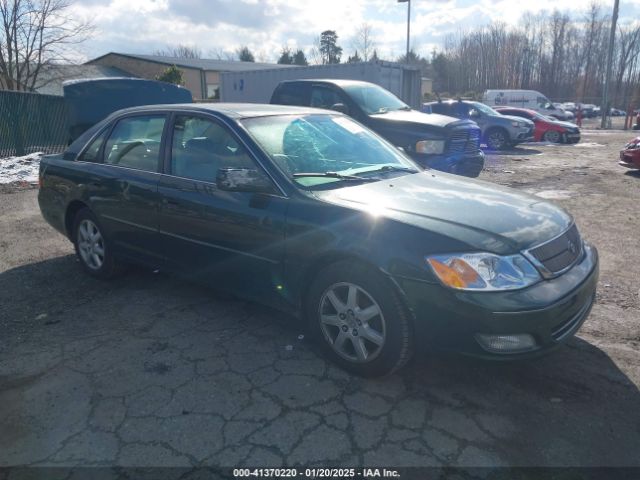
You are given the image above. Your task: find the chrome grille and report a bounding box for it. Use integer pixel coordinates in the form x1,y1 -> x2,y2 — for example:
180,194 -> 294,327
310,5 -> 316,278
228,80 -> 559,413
447,127 -> 481,154
527,224 -> 583,276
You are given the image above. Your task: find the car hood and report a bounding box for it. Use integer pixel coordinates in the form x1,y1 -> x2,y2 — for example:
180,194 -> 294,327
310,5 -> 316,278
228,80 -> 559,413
312,171 -> 572,254
500,114 -> 535,127
369,109 -> 466,129
551,120 -> 579,129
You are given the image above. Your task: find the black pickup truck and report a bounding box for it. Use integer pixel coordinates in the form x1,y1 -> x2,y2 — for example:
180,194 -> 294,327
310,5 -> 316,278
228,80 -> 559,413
270,79 -> 484,177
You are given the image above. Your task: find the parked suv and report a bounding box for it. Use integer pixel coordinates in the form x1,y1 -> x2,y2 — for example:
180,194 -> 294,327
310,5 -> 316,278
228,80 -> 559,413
423,100 -> 534,150
271,80 -> 485,177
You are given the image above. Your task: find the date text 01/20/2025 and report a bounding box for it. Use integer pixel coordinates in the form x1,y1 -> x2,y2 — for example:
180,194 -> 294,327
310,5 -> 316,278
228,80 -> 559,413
233,468 -> 401,478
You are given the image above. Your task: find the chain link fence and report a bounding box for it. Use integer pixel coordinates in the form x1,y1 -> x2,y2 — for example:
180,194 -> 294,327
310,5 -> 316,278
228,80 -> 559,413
0,90 -> 69,158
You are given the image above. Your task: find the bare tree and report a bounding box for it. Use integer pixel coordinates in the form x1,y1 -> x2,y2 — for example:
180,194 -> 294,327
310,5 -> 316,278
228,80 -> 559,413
429,7 -> 640,106
0,0 -> 93,91
352,22 -> 375,61
154,44 -> 202,59
308,36 -> 322,65
209,48 -> 235,61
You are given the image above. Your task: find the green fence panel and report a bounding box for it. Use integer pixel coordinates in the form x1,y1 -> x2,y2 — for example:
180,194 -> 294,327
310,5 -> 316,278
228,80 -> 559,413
0,90 -> 69,158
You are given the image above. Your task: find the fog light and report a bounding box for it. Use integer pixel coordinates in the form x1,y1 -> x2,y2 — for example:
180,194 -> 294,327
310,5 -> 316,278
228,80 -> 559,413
475,333 -> 537,353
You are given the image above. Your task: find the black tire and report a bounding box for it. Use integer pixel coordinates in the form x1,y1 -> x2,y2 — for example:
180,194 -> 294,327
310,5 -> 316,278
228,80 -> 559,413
306,260 -> 413,377
485,128 -> 509,150
72,208 -> 124,279
543,130 -> 562,143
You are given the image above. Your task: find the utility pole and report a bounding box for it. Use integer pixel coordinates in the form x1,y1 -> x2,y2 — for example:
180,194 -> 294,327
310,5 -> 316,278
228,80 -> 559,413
601,0 -> 620,129
398,0 -> 411,62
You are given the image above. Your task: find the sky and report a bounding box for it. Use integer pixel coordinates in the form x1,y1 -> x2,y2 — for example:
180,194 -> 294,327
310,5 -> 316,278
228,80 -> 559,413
69,0 -> 640,63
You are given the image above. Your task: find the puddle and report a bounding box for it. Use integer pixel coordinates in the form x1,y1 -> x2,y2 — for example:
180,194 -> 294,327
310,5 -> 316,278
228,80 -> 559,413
534,190 -> 573,199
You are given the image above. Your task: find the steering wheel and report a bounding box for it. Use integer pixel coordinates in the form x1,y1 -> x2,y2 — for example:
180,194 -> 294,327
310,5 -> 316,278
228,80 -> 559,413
114,141 -> 144,164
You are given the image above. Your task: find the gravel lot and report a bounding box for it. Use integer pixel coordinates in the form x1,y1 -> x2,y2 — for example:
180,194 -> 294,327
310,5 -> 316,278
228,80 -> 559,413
1,127 -> 639,471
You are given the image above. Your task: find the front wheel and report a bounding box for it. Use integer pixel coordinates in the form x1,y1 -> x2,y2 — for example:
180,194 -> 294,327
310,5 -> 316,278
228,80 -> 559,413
543,130 -> 562,143
73,208 -> 124,279
486,129 -> 509,150
306,261 -> 413,377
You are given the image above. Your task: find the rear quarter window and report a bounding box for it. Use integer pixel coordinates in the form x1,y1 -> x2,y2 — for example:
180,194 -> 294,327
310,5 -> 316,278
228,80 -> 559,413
77,129 -> 108,163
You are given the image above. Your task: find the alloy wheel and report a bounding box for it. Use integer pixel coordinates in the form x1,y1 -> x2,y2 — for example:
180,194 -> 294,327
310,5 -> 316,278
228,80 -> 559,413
488,131 -> 507,150
318,282 -> 386,363
77,219 -> 105,270
544,130 -> 561,143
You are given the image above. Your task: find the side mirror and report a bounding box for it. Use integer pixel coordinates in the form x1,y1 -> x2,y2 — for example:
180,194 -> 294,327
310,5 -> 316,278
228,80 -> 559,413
216,168 -> 275,194
330,103 -> 350,115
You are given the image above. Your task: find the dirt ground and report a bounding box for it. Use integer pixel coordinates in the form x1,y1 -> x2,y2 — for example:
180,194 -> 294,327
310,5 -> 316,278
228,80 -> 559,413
1,127 -> 639,471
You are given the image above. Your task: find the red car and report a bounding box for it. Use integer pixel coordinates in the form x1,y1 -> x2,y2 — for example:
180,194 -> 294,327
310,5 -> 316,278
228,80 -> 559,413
620,137 -> 640,169
495,107 -> 581,144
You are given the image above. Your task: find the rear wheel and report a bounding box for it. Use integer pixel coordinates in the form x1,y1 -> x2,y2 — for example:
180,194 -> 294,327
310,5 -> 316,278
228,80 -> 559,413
306,261 -> 413,377
543,130 -> 562,143
73,208 -> 124,279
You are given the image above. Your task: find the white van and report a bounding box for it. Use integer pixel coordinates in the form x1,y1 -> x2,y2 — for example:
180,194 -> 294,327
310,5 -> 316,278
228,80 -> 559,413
483,89 -> 572,120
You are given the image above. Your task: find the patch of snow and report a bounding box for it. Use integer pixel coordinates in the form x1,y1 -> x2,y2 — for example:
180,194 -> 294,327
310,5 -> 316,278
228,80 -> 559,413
573,142 -> 605,148
0,152 -> 42,184
535,190 -> 573,200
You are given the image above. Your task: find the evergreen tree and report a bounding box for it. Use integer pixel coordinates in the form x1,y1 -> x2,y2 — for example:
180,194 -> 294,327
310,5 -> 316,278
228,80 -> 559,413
293,49 -> 308,66
319,30 -> 342,64
237,46 -> 255,62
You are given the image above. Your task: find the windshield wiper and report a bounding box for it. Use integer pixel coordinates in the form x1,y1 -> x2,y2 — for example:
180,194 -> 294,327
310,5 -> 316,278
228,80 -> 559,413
396,106 -> 412,111
361,165 -> 419,175
292,171 -> 379,182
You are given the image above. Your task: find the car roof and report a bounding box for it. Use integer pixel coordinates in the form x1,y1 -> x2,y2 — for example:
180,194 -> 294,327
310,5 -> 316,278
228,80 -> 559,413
495,106 -> 538,115
424,100 -> 476,105
110,103 -> 328,119
279,79 -> 375,88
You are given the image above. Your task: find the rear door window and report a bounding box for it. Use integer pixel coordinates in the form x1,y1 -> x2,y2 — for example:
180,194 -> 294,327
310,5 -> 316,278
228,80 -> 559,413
272,83 -> 310,106
104,115 -> 166,172
430,103 -> 449,115
454,103 -> 471,118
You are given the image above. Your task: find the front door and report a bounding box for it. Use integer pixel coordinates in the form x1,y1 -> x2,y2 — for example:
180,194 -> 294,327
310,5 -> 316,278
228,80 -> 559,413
157,113 -> 289,307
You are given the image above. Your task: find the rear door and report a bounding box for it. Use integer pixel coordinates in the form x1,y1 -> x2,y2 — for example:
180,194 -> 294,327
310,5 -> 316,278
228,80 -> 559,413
82,113 -> 167,265
157,113 -> 289,307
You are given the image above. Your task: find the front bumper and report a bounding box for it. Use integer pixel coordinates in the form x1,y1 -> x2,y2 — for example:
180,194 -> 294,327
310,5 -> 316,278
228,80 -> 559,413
620,150 -> 640,169
510,126 -> 535,143
411,151 -> 485,178
394,242 -> 599,359
565,132 -> 581,144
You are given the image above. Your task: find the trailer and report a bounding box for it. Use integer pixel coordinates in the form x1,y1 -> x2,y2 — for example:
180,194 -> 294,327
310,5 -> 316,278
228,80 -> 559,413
220,61 -> 423,109
63,78 -> 192,142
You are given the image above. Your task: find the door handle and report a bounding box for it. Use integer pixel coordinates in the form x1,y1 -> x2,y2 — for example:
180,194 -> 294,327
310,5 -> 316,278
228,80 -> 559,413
162,198 -> 180,206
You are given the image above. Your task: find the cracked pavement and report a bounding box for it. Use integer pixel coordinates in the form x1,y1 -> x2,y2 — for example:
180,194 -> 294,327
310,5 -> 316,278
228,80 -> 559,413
1,129 -> 640,469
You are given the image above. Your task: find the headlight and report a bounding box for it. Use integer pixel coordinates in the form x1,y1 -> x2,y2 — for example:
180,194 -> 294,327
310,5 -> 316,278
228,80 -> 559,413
416,140 -> 445,154
511,121 -> 525,128
426,252 -> 541,291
